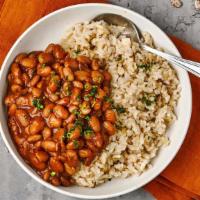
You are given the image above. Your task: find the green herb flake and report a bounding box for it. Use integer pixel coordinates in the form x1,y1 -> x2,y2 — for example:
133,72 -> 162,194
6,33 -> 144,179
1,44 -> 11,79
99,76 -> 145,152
89,86 -> 98,97
137,62 -> 156,71
84,83 -> 90,90
84,95 -> 90,101
42,64 -> 46,68
104,96 -> 114,104
83,127 -> 94,138
73,140 -> 79,149
74,49 -> 81,55
116,55 -> 122,61
115,106 -> 126,114
74,119 -> 83,128
63,128 -> 74,140
141,93 -> 157,106
32,98 -> 44,110
50,171 -> 56,177
84,115 -> 90,121
72,109 -> 80,116
76,95 -> 81,101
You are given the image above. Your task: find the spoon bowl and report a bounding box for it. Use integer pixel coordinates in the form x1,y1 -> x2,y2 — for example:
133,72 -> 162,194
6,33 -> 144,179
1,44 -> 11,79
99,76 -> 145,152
93,13 -> 200,77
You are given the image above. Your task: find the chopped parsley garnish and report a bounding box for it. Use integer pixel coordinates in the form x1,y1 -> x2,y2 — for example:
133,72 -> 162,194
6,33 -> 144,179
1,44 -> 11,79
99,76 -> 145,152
63,128 -> 75,140
141,93 -> 157,106
74,119 -> 83,128
76,95 -> 81,101
73,140 -> 79,149
104,96 -> 114,104
74,49 -> 81,55
137,62 -> 156,71
89,86 -> 98,97
84,95 -> 90,101
32,98 -> 44,110
83,127 -> 94,138
116,55 -> 122,61
84,115 -> 90,121
84,83 -> 90,90
84,86 -> 98,100
72,109 -> 80,116
115,105 -> 126,113
42,64 -> 46,68
50,171 -> 56,177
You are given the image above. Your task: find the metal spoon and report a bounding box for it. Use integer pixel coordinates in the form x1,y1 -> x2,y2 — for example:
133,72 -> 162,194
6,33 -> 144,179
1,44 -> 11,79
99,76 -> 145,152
93,13 -> 200,77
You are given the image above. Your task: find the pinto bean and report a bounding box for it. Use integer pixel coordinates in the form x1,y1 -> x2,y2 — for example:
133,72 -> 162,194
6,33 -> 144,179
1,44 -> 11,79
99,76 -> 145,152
53,45 -> 66,59
29,117 -> 45,135
41,140 -> 56,152
96,88 -> 106,100
74,71 -> 90,82
103,71 -> 112,82
56,97 -> 70,106
91,71 -> 104,84
70,87 -> 81,105
73,81 -> 83,89
28,152 -> 46,171
53,105 -> 69,119
42,127 -> 52,140
20,57 -> 37,68
15,53 -> 27,63
89,116 -> 100,132
48,75 -> 60,92
48,113 -> 62,128
29,74 -> 40,87
43,171 -> 50,181
91,59 -> 100,70
63,66 -> 74,81
93,132 -> 104,148
37,64 -> 52,77
66,139 -> 84,150
65,114 -> 76,124
10,84 -> 22,93
60,177 -> 71,186
35,151 -> 49,162
64,58 -> 79,70
38,52 -> 54,64
65,150 -> 79,167
51,177 -> 61,186
54,128 -> 64,141
79,149 -> 92,158
8,104 -> 17,116
80,101 -> 91,115
77,55 -> 91,65
104,109 -> 116,123
45,43 -> 55,54
32,87 -> 42,97
86,140 -> 98,152
64,162 -> 76,175
68,127 -> 81,141
68,105 -> 78,113
15,109 -> 30,127
50,157 -> 64,173
84,82 -> 92,91
43,103 -> 54,118
92,99 -> 101,111
4,95 -> 16,106
27,134 -> 42,143
103,121 -> 115,135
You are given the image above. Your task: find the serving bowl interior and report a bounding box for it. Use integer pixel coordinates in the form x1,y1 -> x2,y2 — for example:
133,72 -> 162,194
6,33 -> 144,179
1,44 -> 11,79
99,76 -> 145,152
0,3 -> 192,199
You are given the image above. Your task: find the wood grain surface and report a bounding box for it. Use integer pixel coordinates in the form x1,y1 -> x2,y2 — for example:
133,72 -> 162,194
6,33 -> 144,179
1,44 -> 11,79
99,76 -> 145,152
1,1 -> 200,199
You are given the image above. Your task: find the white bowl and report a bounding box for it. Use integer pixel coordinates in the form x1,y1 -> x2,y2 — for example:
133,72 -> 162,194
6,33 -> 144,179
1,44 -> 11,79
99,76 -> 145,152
0,3 -> 192,199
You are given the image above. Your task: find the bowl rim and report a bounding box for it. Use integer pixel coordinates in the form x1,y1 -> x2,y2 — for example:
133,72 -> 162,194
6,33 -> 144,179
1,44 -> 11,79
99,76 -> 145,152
0,3 -> 192,199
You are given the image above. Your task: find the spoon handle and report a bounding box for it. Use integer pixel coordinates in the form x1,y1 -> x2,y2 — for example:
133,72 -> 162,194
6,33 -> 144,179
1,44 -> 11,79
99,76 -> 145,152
142,44 -> 200,77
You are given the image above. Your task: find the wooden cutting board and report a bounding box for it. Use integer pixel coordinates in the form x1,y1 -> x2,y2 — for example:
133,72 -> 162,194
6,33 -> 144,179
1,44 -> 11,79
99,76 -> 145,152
1,1 -> 200,199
